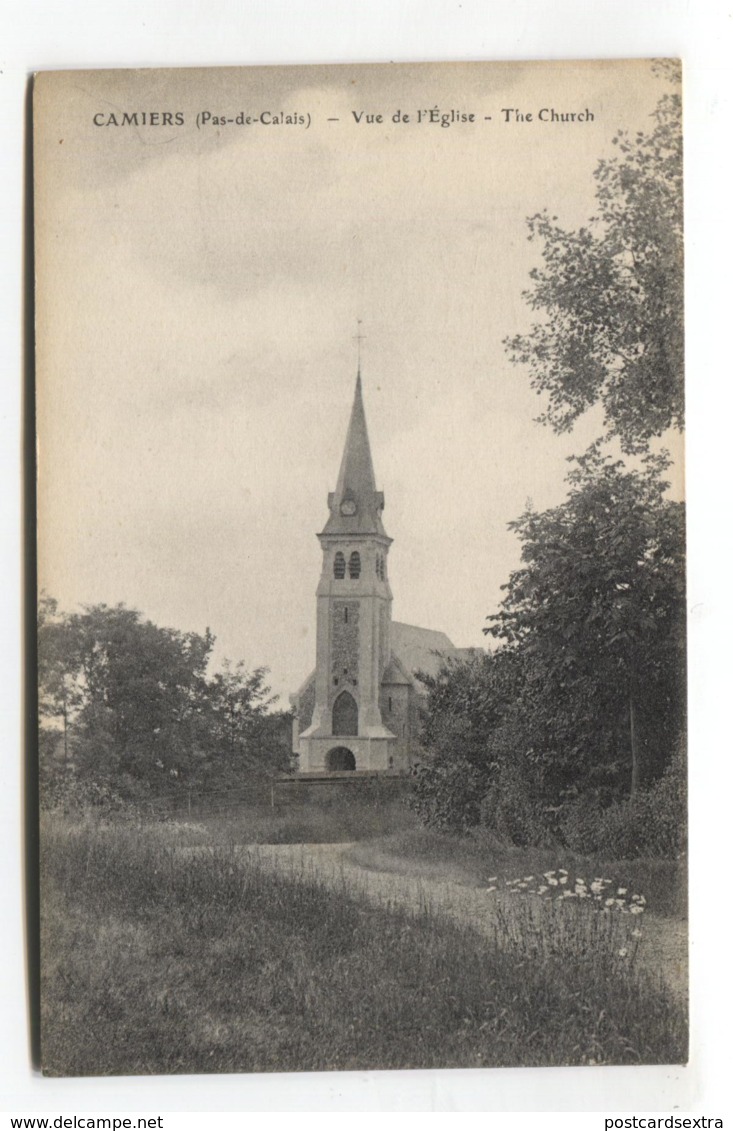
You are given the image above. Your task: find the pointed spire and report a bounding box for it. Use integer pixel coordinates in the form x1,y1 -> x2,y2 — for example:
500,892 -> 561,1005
334,370 -> 377,499
322,371 -> 387,537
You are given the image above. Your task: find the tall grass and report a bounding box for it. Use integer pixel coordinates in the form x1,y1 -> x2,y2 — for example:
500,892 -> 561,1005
41,816 -> 686,1076
347,826 -> 687,919
159,794 -> 416,847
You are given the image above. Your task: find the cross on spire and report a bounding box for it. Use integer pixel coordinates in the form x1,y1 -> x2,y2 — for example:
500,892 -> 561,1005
353,319 -> 366,372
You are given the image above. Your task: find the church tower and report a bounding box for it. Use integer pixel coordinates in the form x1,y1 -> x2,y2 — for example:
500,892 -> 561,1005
298,372 -> 397,773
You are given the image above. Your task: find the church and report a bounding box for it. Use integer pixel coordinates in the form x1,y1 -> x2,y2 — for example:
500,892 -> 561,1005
290,370 -> 475,776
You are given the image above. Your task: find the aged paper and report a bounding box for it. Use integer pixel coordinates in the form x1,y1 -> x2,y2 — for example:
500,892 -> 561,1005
35,62 -> 685,1077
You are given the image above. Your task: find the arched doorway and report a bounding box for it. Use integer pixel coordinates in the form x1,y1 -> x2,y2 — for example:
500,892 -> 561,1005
327,746 -> 356,772
332,690 -> 358,736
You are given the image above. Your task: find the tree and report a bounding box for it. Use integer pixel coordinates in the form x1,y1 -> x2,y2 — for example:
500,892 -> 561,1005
206,661 -> 290,782
413,447 -> 684,840
486,444 -> 685,798
38,599 -> 292,805
38,594 -> 83,760
38,602 -> 215,791
410,649 -> 521,831
505,63 -> 682,454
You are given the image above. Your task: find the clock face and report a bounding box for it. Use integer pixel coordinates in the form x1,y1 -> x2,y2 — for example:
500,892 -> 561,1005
340,499 -> 357,516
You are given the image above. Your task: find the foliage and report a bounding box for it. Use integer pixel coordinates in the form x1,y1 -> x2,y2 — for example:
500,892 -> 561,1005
487,445 -> 685,798
40,815 -> 686,1075
561,747 -> 687,860
409,649 -> 520,831
412,447 -> 685,848
203,660 -> 288,784
37,595 -> 84,758
479,759 -> 548,848
38,729 -> 134,815
38,597 -> 291,806
505,62 -> 683,454
410,753 -> 487,833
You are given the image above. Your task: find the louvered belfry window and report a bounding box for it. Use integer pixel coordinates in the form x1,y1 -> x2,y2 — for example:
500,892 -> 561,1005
349,551 -> 361,579
334,551 -> 346,579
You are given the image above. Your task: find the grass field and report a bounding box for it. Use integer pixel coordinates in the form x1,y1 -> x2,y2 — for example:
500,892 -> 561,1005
346,826 -> 687,919
40,810 -> 687,1076
156,790 -> 416,847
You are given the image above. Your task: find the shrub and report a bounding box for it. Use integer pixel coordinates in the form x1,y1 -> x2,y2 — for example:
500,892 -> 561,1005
409,756 -> 486,832
561,751 -> 686,860
480,762 -> 548,847
39,736 -> 134,817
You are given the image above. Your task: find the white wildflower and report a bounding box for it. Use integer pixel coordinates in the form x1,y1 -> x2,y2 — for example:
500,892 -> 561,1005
618,948 -> 628,958
617,888 -> 627,896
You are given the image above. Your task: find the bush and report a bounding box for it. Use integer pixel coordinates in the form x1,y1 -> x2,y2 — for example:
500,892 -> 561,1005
480,762 -> 549,847
409,756 -> 487,832
39,732 -> 133,816
561,751 -> 686,860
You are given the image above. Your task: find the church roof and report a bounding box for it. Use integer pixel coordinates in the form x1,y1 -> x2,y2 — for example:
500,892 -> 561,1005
321,372 -> 388,538
381,655 -> 412,686
390,621 -> 459,683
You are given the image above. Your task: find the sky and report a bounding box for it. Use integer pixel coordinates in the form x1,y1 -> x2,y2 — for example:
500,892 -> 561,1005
34,60 -> 680,702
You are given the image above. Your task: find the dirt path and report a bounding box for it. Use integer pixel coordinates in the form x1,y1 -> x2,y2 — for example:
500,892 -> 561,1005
245,841 -> 688,1003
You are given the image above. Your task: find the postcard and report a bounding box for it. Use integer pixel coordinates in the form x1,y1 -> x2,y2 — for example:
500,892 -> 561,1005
34,60 -> 685,1076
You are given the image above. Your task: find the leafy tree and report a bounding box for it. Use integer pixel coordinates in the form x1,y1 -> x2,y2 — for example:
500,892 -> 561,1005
38,599 -> 292,805
412,447 -> 684,839
206,661 -> 290,783
38,594 -> 84,760
410,650 -> 520,831
413,65 -> 685,843
486,444 -> 685,798
505,63 -> 682,454
55,603 -> 215,787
